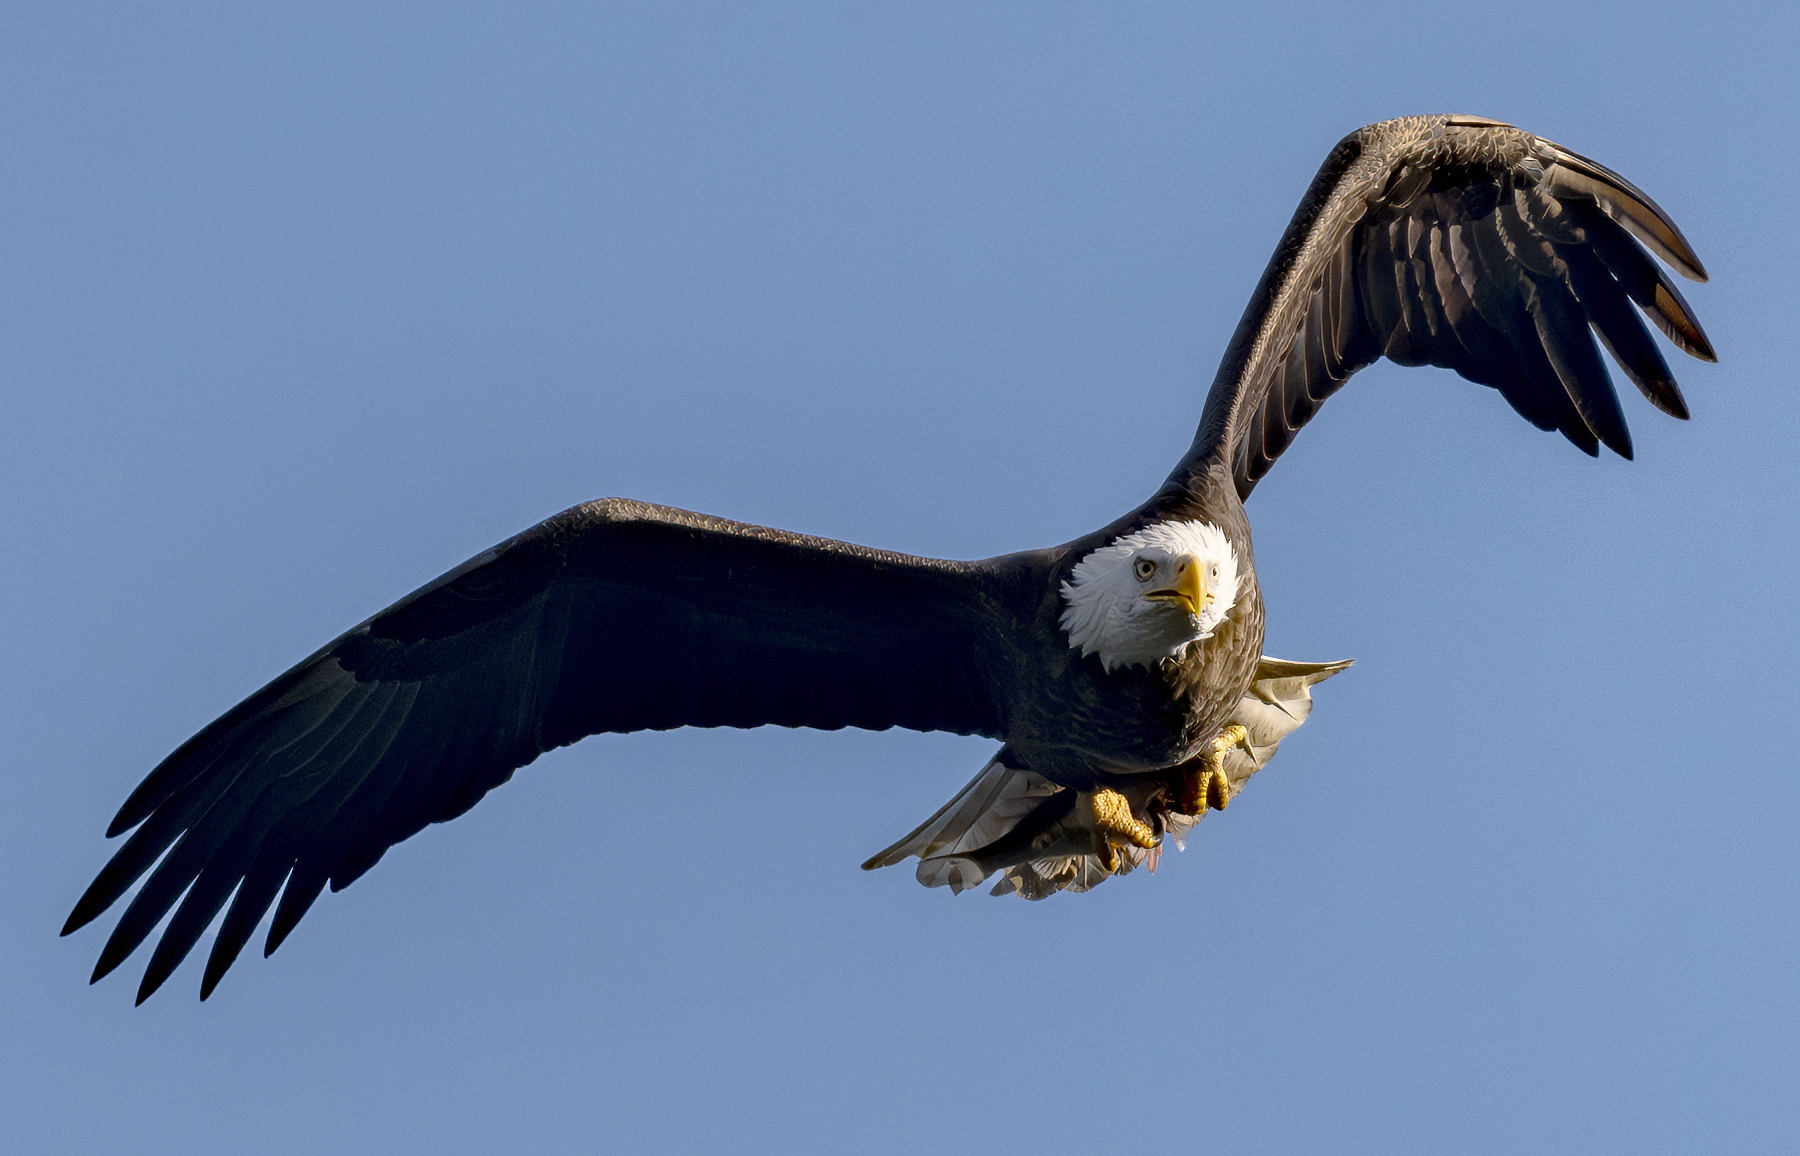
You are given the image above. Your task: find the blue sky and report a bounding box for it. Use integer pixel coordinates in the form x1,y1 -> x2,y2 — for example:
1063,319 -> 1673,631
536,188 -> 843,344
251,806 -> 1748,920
4,3 -> 1796,1153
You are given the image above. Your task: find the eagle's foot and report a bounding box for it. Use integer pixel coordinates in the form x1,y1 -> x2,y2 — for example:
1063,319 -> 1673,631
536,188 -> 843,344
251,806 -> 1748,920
1175,724 -> 1249,815
1086,787 -> 1158,873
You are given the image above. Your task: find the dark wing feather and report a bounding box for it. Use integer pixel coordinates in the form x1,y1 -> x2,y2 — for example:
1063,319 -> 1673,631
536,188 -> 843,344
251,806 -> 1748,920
1167,115 -> 1713,501
66,498 -> 1025,1000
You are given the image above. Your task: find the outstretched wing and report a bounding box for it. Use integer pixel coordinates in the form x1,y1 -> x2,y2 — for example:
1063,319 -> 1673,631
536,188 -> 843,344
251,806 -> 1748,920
66,498 -> 1024,1001
1168,115 -> 1714,501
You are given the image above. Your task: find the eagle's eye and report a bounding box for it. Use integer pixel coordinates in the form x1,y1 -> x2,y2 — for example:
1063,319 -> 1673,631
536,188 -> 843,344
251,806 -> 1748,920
1134,558 -> 1156,580
1210,563 -> 1220,580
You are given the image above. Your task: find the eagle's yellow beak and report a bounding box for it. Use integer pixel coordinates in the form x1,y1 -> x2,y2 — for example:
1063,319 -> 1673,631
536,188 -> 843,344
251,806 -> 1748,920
1146,555 -> 1209,618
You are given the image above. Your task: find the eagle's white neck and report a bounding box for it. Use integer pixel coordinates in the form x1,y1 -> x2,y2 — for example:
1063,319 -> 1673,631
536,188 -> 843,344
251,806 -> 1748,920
1059,520 -> 1241,671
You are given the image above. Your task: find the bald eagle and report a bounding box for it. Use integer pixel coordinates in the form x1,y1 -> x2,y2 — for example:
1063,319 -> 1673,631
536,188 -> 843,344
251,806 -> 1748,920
65,115 -> 1713,1001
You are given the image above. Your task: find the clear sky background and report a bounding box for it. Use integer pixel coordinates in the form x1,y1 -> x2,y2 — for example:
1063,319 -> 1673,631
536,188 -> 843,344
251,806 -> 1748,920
4,3 -> 1796,1153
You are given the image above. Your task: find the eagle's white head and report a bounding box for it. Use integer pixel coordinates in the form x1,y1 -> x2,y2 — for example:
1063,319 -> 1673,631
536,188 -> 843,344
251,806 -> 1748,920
1059,519 -> 1241,672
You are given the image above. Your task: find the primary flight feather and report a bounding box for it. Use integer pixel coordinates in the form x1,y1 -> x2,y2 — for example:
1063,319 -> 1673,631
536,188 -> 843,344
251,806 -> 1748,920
65,115 -> 1713,1001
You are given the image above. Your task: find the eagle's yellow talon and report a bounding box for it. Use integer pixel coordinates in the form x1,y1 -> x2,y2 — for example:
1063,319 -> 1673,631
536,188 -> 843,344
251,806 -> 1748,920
1087,787 -> 1158,853
1214,724 -> 1249,754
1206,724 -> 1249,810
1206,767 -> 1230,811
1177,724 -> 1251,814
